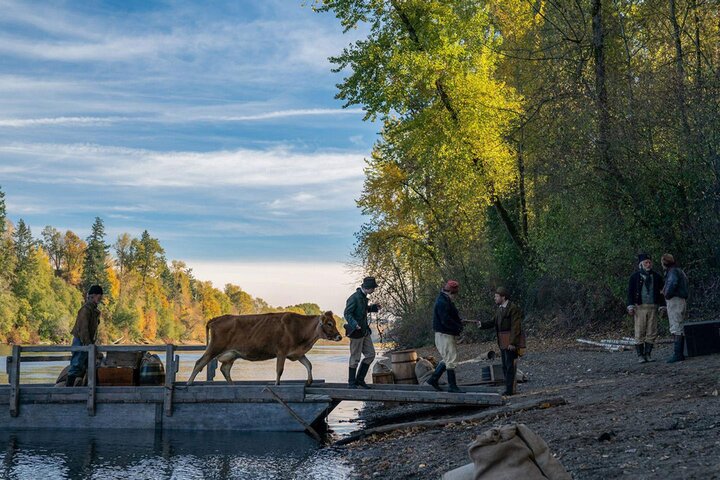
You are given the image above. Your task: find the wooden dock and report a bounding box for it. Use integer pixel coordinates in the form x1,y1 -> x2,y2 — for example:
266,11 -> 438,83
2,344 -> 503,434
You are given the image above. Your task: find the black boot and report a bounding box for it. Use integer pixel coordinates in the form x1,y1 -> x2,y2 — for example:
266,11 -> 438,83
347,367 -> 357,389
65,375 -> 77,387
635,344 -> 647,363
447,369 -> 462,393
355,362 -> 371,389
667,335 -> 685,363
644,342 -> 655,362
425,362 -> 446,391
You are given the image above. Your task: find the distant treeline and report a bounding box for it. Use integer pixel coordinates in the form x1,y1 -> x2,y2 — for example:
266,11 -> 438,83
0,187 -> 327,344
318,1 -> 720,346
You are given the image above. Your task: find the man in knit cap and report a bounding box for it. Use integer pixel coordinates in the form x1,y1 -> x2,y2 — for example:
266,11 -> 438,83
661,253 -> 689,363
426,280 -> 464,393
66,285 -> 103,387
627,253 -> 665,363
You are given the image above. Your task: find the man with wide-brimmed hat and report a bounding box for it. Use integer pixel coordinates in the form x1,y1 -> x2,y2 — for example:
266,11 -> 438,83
425,280 -> 464,393
344,276 -> 381,389
66,285 -> 103,387
627,253 -> 665,363
661,253 -> 689,363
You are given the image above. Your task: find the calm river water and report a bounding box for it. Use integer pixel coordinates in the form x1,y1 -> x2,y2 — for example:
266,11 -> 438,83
0,344 -> 365,480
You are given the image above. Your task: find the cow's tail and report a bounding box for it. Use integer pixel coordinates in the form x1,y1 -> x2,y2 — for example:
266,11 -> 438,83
205,321 -> 211,346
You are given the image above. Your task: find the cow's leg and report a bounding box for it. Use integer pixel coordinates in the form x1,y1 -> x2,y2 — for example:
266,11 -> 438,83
187,348 -> 218,385
217,351 -> 237,384
298,355 -> 313,386
275,355 -> 286,385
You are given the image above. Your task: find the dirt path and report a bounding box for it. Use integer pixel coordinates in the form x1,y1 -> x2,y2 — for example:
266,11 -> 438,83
335,339 -> 720,479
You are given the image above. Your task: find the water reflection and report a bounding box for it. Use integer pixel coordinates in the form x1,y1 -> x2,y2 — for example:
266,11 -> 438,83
1,430 -> 352,480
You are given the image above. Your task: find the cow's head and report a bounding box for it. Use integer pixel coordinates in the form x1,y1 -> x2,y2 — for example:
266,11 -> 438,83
319,311 -> 342,341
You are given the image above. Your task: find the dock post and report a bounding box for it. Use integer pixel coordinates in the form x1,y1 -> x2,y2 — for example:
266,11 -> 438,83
164,344 -> 175,417
9,345 -> 20,417
87,344 -> 96,416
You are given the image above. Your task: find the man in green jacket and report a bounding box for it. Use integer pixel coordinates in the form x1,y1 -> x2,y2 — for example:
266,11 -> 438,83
66,285 -> 103,387
344,276 -> 381,389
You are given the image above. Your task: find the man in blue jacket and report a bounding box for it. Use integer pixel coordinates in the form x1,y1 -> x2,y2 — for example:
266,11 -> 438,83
344,276 -> 381,389
426,280 -> 463,393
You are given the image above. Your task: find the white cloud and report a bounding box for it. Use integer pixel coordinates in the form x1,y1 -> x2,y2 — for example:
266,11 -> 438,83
186,260 -> 364,315
200,108 -> 364,122
0,142 -> 366,188
0,116 -> 126,127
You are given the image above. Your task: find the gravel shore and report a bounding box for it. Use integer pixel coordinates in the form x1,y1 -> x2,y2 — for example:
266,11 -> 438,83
333,338 -> 720,479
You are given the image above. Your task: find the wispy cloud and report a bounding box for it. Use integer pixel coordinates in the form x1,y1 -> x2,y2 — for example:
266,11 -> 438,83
0,116 -> 128,127
0,142 -> 366,188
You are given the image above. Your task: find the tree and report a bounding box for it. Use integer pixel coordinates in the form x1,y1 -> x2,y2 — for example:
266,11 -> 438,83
82,217 -> 111,297
62,230 -> 85,286
41,226 -> 65,276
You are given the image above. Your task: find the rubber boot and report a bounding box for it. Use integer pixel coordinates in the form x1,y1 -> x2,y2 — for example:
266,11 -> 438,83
65,375 -> 77,387
347,367 -> 357,389
644,342 -> 655,362
355,362 -> 371,389
667,335 -> 685,363
447,369 -> 462,393
635,344 -> 647,363
425,362 -> 446,391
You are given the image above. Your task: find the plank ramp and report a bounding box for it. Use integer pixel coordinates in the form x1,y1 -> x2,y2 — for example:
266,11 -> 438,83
305,383 -> 503,406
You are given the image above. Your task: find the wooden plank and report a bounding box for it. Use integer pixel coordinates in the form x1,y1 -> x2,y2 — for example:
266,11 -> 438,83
5,355 -> 72,366
20,345 -> 91,353
263,387 -> 321,442
313,382 -> 496,393
87,344 -> 96,416
304,387 -> 503,405
164,344 -> 175,417
9,345 -> 21,416
175,384 -> 306,403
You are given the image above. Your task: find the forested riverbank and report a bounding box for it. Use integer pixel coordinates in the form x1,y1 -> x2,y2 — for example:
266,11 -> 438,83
316,0 -> 720,347
0,188 -> 334,345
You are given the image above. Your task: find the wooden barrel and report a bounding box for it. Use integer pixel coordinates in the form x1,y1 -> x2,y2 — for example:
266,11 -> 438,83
138,354 -> 165,386
372,372 -> 394,384
391,349 -> 418,384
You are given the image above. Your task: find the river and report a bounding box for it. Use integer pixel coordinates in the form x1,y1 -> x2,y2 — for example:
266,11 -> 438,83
0,344 -> 364,480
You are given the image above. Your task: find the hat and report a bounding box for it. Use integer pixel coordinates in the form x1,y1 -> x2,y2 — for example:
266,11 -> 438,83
362,277 -> 378,289
637,253 -> 651,263
443,280 -> 460,294
88,285 -> 104,295
495,286 -> 510,299
661,253 -> 676,266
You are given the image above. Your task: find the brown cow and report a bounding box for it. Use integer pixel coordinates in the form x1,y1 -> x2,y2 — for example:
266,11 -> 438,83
186,310 -> 342,386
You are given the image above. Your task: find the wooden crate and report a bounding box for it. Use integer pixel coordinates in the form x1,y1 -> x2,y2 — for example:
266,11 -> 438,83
97,366 -> 136,386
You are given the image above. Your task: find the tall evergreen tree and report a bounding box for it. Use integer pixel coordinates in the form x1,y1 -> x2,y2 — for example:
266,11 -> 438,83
82,217 -> 111,297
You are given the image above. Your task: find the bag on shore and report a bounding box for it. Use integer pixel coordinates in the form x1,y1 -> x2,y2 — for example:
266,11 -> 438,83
442,423 -> 571,480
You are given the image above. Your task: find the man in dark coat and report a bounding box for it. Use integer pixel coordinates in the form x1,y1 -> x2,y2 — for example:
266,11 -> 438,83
66,285 -> 103,387
344,276 -> 381,389
426,280 -> 464,393
661,253 -> 689,363
627,253 -> 665,363
476,287 -> 524,396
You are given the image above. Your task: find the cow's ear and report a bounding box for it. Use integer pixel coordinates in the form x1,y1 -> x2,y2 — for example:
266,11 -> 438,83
324,310 -> 333,318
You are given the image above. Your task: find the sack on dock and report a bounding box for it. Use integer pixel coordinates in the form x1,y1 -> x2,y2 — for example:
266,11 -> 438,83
415,357 -> 436,385
373,357 -> 392,374
467,423 -> 571,480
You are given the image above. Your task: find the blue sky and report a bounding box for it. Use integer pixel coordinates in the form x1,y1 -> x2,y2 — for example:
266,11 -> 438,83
0,0 -> 377,312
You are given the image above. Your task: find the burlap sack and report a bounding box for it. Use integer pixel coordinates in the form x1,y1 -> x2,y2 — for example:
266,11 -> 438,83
467,423 -> 571,480
373,357 -> 393,374
415,357 -> 434,384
